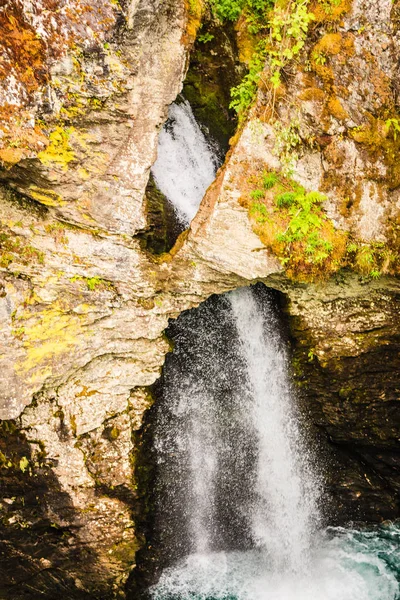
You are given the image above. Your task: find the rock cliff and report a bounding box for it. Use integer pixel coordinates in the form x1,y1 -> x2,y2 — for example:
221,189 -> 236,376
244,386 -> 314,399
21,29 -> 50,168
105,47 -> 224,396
0,0 -> 399,598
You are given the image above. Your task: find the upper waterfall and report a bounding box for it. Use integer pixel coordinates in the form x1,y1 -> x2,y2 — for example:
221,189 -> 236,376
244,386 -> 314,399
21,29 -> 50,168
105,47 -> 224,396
151,98 -> 219,225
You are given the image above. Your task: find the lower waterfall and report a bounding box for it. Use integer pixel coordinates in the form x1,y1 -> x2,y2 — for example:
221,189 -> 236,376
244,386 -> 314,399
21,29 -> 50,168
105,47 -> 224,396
144,98 -> 400,600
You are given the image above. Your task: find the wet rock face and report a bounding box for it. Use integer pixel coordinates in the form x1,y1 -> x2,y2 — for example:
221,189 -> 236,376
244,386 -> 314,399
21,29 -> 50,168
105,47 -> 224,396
183,16 -> 245,150
283,277 -> 400,523
0,418 -> 136,600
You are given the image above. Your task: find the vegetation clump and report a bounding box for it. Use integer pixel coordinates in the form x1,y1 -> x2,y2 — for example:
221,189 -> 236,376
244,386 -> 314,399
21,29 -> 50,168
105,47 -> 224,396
243,169 -> 347,280
204,0 -> 355,121
208,0 -> 317,119
0,229 -> 45,269
242,166 -> 399,281
346,241 -> 398,280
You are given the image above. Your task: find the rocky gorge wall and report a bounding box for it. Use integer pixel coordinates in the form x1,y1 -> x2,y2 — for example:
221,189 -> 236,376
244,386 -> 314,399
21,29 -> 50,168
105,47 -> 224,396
0,0 -> 399,598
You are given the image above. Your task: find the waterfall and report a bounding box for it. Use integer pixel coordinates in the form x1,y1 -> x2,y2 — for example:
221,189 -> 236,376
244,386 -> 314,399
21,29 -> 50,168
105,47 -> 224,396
151,98 -> 219,226
229,288 -> 320,572
146,98 -> 400,600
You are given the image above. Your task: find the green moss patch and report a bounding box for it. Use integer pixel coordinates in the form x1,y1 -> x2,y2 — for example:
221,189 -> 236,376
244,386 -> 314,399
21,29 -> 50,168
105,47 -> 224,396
242,167 -> 347,280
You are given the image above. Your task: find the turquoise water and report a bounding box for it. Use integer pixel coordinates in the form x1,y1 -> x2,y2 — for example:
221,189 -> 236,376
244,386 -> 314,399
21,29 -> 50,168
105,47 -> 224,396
150,524 -> 400,600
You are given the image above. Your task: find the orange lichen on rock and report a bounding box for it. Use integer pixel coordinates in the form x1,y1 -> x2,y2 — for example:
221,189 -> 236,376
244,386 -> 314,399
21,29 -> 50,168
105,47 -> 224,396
327,97 -> 348,120
0,0 -> 118,166
309,0 -> 352,23
0,0 -> 117,92
300,87 -> 326,102
183,0 -> 204,45
314,32 -> 343,56
306,33 -> 355,126
0,106 -> 48,168
0,7 -> 49,95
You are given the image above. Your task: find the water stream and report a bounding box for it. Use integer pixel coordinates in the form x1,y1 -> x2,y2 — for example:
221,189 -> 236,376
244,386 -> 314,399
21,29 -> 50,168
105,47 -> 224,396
147,99 -> 400,600
152,97 -> 220,226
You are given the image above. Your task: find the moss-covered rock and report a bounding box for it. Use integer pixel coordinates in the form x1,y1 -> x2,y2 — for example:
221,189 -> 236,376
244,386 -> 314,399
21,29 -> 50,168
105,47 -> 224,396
183,16 -> 245,149
139,176 -> 181,255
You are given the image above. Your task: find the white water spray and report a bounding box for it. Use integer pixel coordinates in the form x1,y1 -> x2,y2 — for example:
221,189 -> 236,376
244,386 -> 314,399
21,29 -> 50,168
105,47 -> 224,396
151,98 -> 218,225
229,288 -> 320,572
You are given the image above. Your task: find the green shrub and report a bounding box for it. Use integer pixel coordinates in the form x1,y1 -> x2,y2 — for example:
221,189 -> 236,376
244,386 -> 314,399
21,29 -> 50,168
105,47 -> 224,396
249,201 -> 270,223
250,188 -> 265,200
275,191 -> 297,207
230,50 -> 266,116
262,171 -> 278,189
227,0 -> 315,118
209,0 -> 246,21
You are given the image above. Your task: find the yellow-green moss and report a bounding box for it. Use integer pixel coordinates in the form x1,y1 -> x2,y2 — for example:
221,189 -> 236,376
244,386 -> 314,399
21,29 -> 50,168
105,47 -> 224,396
44,222 -> 69,245
70,275 -> 113,291
349,115 -> 400,190
15,303 -> 84,374
37,126 -> 76,171
347,241 -> 399,278
0,229 -> 45,269
29,186 -> 66,207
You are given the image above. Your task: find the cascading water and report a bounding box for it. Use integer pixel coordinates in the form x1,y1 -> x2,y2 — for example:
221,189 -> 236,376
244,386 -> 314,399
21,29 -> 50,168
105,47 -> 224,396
229,288 -> 320,573
151,98 -> 220,226
145,98 -> 400,600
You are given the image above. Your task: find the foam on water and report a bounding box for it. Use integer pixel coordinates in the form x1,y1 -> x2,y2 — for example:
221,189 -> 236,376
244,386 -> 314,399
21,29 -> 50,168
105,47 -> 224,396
151,525 -> 400,600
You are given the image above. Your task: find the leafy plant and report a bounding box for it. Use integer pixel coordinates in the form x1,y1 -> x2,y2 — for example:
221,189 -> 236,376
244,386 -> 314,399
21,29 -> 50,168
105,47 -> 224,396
230,50 -> 267,116
209,0 -> 246,21
209,0 -> 272,27
268,0 -> 315,89
246,170 -> 347,280
262,171 -> 278,189
250,188 -> 265,200
313,51 -> 327,65
273,120 -> 302,175
345,240 -> 398,279
198,32 -> 215,43
249,201 -> 270,223
275,191 -> 297,207
385,118 -> 400,141
226,0 -> 315,118
318,0 -> 341,14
